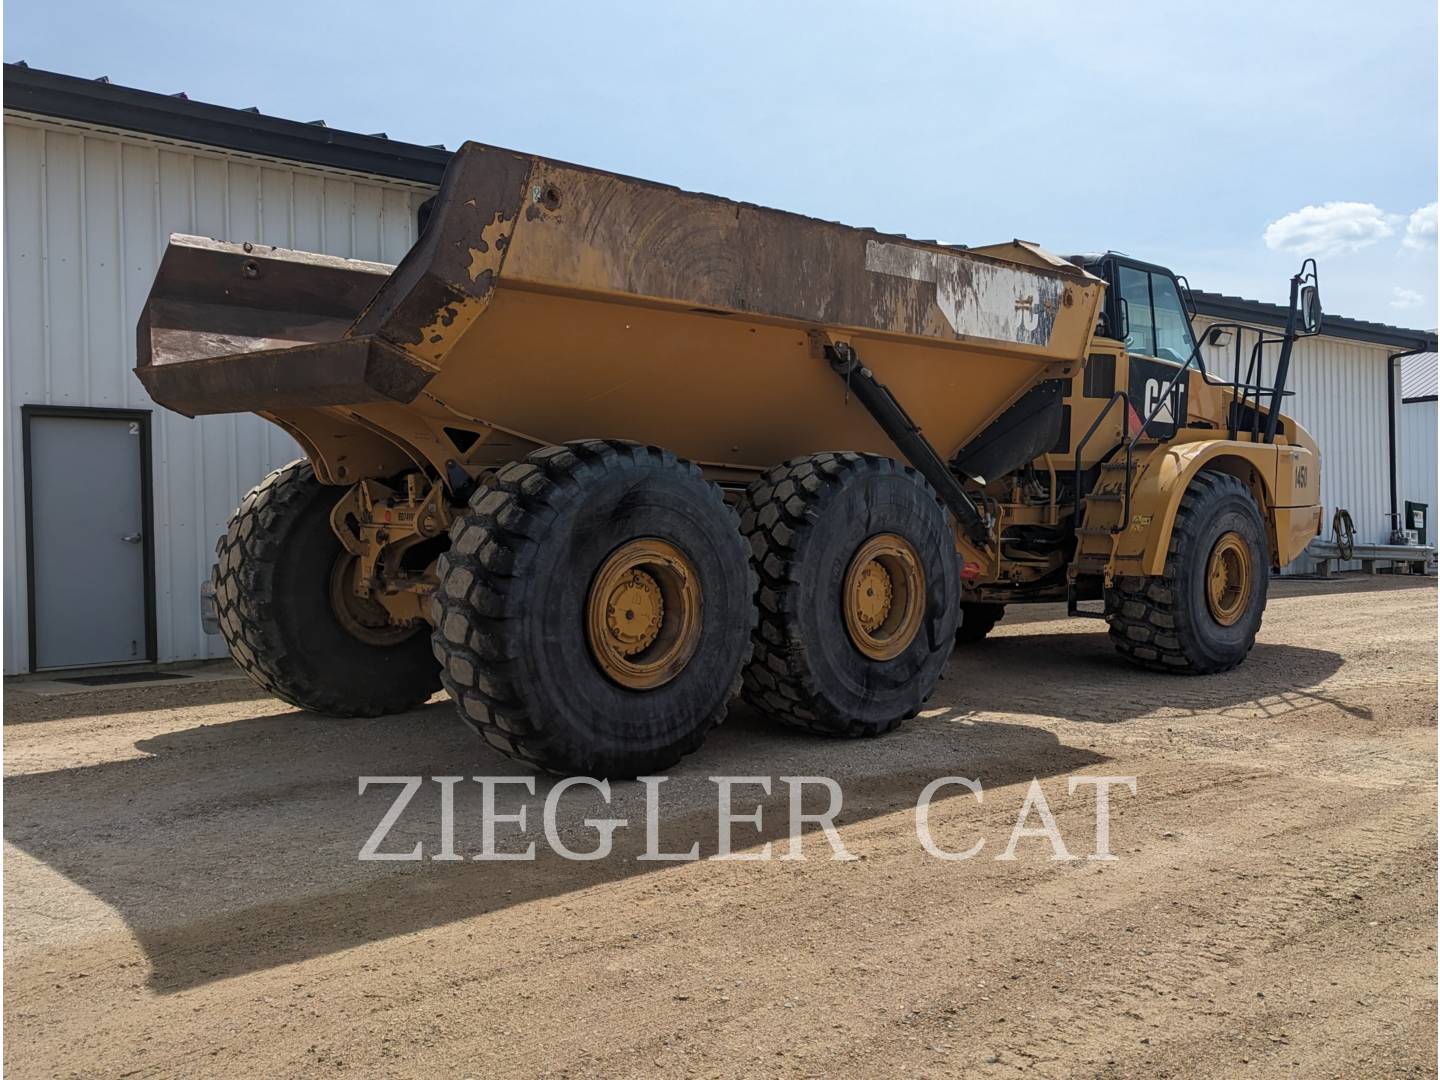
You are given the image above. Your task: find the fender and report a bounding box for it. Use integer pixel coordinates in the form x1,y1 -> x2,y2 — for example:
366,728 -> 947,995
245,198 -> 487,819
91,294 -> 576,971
1112,438 -> 1312,576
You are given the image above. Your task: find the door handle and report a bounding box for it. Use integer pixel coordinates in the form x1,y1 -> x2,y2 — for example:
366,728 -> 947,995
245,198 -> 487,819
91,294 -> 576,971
121,532 -> 143,544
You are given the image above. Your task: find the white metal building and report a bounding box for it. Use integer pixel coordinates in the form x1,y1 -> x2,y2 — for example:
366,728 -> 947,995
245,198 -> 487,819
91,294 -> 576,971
3,64 -> 1436,673
3,64 -> 441,673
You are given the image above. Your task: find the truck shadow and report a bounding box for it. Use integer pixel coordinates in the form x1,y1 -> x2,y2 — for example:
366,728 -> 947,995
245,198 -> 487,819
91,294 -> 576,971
4,627 -> 1348,993
943,631 -> 1358,722
6,702 -> 1106,993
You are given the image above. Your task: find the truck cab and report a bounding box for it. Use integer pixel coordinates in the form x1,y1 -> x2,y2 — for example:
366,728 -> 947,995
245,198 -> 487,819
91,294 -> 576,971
1069,252 -> 1205,445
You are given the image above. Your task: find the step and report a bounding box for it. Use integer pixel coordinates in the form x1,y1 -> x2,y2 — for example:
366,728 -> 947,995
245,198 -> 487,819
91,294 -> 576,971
1065,587 -> 1109,620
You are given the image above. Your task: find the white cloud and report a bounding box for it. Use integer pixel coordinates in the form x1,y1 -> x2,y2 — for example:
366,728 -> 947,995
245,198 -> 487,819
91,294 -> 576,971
1403,203 -> 1437,250
1263,202 -> 1396,256
1389,286 -> 1423,309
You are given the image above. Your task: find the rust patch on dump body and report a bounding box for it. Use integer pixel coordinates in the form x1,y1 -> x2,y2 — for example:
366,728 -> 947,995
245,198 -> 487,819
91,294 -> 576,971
414,294 -> 490,365
485,156 -> 1103,353
344,145 -> 533,361
466,213 -> 512,282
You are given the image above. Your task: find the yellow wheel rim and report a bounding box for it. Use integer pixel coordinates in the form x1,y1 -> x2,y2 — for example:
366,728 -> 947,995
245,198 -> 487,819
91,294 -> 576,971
843,533 -> 926,661
1205,531 -> 1254,627
586,539 -> 702,690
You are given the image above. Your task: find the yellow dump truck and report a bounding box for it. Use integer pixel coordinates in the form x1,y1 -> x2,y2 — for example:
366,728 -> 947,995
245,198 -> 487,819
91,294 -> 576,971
137,142 -> 1324,776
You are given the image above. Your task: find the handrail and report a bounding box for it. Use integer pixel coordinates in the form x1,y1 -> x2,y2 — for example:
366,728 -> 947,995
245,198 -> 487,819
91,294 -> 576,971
1128,342 -> 1202,450
1129,319 -> 1295,451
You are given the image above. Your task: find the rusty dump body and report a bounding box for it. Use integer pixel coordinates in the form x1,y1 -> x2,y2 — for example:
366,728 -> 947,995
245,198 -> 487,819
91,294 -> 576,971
137,141 -> 1105,493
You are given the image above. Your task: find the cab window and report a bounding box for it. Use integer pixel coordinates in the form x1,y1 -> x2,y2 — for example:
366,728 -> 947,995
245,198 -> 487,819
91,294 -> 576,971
1118,265 -> 1196,363
1148,274 -> 1196,363
1118,266 -> 1155,357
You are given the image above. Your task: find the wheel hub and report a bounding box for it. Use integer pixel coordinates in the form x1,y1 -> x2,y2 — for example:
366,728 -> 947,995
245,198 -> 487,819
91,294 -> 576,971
329,555 -> 417,647
1205,531 -> 1253,627
842,534 -> 925,661
586,539 -> 702,689
603,570 -> 666,657
850,559 -> 895,633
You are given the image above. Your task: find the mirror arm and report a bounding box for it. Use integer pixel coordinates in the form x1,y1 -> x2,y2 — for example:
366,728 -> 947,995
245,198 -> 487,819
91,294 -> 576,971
1263,266 -> 1311,443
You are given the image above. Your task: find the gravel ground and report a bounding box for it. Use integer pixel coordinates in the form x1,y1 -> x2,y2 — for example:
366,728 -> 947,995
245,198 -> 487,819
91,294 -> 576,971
4,574 -> 1435,1078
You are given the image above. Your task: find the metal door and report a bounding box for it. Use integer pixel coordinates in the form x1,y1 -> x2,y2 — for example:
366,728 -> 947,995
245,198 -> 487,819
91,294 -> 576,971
24,409 -> 154,669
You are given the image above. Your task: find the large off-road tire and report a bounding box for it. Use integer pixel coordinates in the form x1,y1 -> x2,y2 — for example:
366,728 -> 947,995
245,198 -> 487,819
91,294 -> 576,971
1106,470 -> 1269,674
955,601 -> 1005,644
739,452 -> 960,737
213,460 -> 441,715
431,440 -> 756,778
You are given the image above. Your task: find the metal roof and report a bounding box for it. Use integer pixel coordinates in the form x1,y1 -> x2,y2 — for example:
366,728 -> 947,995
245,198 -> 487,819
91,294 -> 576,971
1191,289 -> 1437,354
3,62 -> 451,184
1401,352 -> 1438,401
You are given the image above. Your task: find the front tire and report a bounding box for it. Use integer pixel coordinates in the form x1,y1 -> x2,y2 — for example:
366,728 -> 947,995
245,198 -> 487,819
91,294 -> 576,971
1107,470 -> 1269,674
213,460 -> 441,715
430,440 -> 755,778
739,453 -> 959,736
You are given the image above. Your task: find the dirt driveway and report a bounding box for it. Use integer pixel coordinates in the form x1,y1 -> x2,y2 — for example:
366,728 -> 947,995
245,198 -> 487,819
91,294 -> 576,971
4,575 -> 1436,1077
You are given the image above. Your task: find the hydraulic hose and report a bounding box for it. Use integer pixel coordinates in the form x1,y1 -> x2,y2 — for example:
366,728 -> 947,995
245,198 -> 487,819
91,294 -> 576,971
1332,508 -> 1356,561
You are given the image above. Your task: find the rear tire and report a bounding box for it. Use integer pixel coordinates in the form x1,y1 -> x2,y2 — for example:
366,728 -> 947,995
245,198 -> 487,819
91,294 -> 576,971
213,460 -> 440,716
739,453 -> 959,736
1107,471 -> 1269,674
430,440 -> 755,778
955,602 -> 1005,644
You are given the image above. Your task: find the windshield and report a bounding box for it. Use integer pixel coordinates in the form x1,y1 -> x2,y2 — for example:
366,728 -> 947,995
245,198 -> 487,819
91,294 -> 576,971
1118,265 -> 1197,364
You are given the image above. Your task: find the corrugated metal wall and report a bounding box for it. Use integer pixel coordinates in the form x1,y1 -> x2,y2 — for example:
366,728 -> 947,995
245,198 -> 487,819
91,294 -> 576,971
1194,316 -> 1396,571
2,113 -> 436,673
1400,399 -> 1438,533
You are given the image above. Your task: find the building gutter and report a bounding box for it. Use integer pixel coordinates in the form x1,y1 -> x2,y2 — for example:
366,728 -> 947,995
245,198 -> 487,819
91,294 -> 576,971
1193,294 -> 1438,352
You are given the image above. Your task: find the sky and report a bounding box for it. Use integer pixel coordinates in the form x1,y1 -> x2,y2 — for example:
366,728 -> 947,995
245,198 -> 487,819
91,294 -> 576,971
5,0 -> 1436,326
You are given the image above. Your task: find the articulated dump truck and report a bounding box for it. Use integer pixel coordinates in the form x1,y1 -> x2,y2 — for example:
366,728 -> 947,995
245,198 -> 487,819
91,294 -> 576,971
137,142 -> 1325,777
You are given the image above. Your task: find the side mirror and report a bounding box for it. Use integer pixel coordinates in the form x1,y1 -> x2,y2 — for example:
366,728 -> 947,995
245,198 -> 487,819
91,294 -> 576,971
1117,296 -> 1130,340
1300,284 -> 1322,335
1207,326 -> 1233,348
